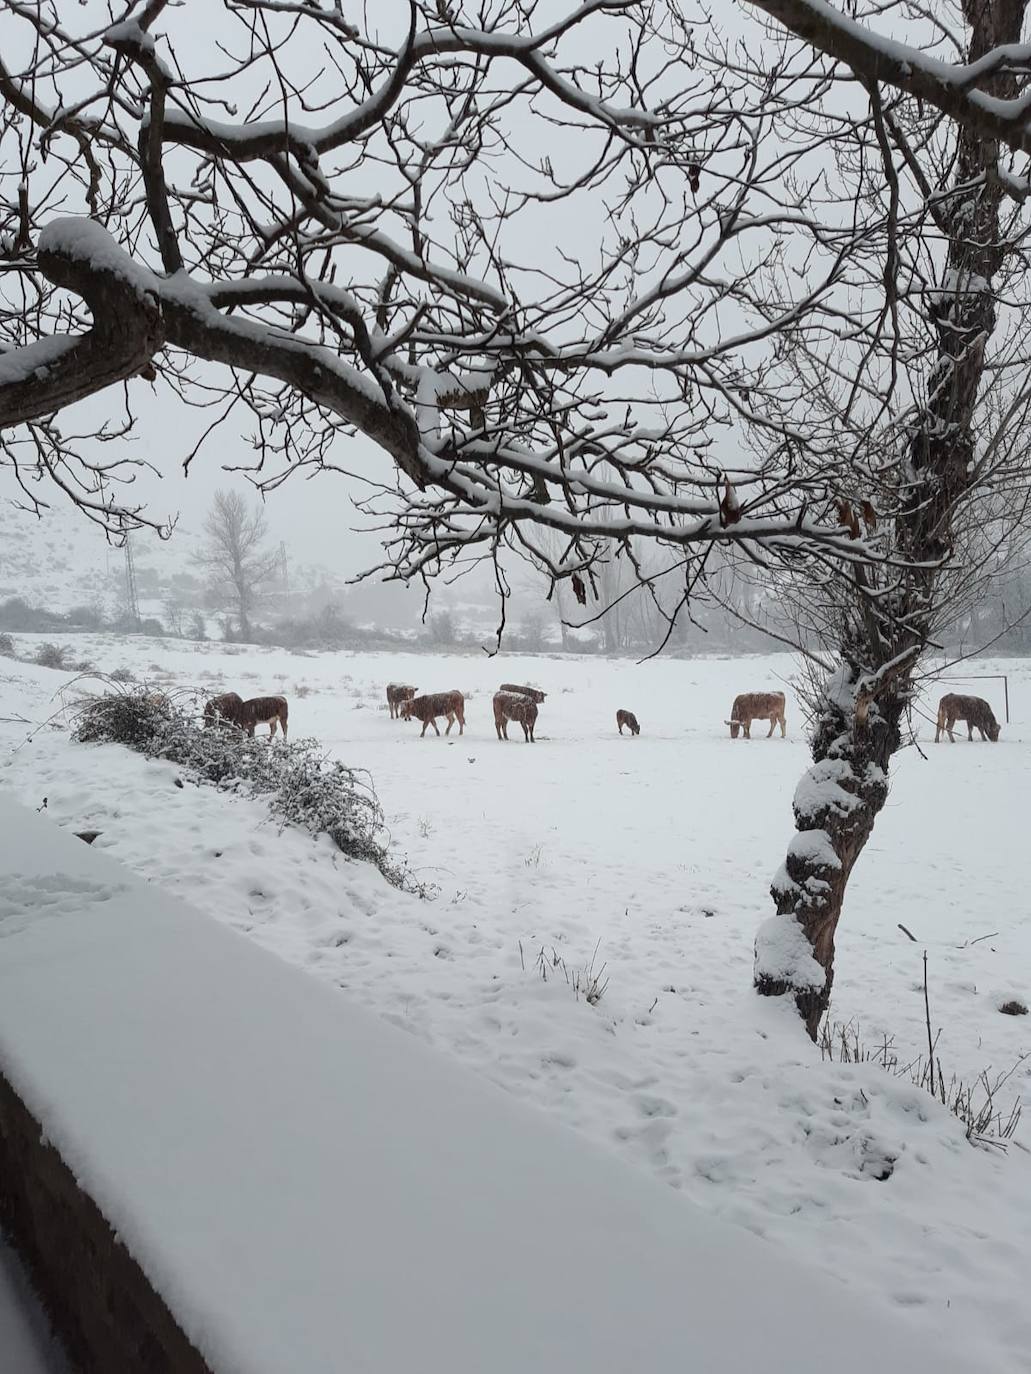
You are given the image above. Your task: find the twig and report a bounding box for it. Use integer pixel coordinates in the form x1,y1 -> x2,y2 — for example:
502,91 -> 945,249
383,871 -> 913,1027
959,931 -> 998,948
923,950 -> 935,1099
897,922 -> 918,942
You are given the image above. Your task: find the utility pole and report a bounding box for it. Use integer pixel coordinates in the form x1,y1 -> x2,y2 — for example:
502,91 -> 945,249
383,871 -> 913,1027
124,533 -> 141,629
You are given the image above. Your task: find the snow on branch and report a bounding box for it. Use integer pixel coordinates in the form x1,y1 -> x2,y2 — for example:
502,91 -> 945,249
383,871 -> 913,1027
746,0 -> 1031,172
0,0 -> 909,582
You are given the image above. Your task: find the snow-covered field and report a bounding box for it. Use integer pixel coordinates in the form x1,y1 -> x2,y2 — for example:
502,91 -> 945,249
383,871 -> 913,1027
1,635 -> 1029,1369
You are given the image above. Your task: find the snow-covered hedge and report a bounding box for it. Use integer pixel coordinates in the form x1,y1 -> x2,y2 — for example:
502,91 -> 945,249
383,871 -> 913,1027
73,683 -> 430,895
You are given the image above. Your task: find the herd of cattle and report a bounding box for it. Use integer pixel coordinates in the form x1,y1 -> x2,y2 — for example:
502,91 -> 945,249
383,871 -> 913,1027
201,685 -> 1003,745
386,682 -> 546,741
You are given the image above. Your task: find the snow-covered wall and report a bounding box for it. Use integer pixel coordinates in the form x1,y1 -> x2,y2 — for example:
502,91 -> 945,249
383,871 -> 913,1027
0,794 -> 971,1374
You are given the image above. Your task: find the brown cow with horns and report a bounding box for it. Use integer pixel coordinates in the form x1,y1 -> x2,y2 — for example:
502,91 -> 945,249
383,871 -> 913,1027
726,691 -> 786,739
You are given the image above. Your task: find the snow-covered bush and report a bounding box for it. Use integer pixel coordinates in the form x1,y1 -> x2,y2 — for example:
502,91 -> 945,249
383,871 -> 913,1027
0,633 -> 14,657
34,641 -> 72,669
73,684 -> 430,895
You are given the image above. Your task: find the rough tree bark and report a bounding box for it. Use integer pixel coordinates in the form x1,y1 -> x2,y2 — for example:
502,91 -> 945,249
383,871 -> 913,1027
755,0 -> 1027,1038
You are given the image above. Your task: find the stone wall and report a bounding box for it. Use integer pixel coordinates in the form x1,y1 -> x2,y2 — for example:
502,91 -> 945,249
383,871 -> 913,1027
0,1071 -> 211,1374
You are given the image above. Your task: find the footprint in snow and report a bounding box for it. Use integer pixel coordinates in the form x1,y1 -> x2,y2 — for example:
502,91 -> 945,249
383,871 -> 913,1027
634,1093 -> 677,1119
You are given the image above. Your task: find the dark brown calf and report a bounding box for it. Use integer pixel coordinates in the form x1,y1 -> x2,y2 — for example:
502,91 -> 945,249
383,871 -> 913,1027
616,709 -> 640,736
241,695 -> 289,739
386,683 -> 418,719
494,691 -> 537,742
402,691 -> 465,737
935,693 -> 1000,743
203,692 -> 244,729
727,691 -> 786,739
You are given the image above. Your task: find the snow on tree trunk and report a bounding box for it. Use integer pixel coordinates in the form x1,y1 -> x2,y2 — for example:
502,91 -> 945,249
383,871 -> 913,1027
756,0 -> 1025,1038
756,666 -> 899,1038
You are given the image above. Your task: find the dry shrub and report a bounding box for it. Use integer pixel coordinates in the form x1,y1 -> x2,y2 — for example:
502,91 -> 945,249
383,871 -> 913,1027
34,642 -> 72,670
72,681 -> 431,896
819,1016 -> 1025,1149
522,939 -> 609,1006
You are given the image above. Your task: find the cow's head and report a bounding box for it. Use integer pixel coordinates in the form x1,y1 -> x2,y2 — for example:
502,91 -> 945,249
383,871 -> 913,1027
987,716 -> 1001,742
726,719 -> 741,739
401,698 -> 414,720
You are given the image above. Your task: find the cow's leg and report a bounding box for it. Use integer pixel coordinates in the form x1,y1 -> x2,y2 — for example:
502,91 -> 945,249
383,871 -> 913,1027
767,716 -> 775,737
445,712 -> 454,736
743,721 -> 751,739
967,723 -> 974,741
947,719 -> 956,742
281,713 -> 288,740
431,717 -> 440,736
495,720 -> 503,741
779,714 -> 786,737
618,721 -> 624,734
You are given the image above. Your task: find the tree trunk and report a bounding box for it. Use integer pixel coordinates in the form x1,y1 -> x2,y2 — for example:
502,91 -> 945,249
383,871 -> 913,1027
756,0 -> 1025,1037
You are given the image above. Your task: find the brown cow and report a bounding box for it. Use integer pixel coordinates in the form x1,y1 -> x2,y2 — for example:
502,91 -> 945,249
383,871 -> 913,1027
494,691 -> 537,742
402,690 -> 465,737
203,691 -> 244,729
616,709 -> 640,736
935,693 -> 1000,743
726,691 -> 786,739
386,683 -> 418,719
241,695 -> 289,739
499,683 -> 547,704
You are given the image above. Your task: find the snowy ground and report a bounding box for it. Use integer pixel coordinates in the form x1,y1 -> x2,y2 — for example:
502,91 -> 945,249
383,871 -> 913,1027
1,635 -> 1029,1370
0,797 -> 971,1374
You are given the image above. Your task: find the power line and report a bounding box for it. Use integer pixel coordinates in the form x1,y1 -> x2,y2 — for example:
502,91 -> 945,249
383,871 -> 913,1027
124,533 -> 141,629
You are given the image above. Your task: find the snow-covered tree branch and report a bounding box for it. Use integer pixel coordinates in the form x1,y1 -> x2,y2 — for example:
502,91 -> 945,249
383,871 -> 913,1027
746,0 -> 1031,188
0,0 -> 886,580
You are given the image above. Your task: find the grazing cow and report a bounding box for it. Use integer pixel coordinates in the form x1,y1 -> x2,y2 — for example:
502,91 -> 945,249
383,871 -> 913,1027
241,695 -> 289,739
616,709 -> 640,736
935,693 -> 1000,743
402,690 -> 465,737
494,691 -> 537,743
499,683 -> 546,704
726,691 -> 786,739
203,691 -> 244,729
386,683 -> 418,719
